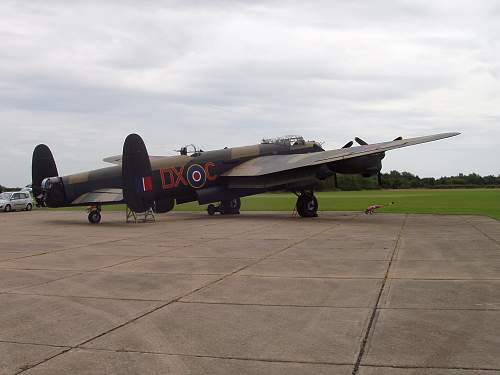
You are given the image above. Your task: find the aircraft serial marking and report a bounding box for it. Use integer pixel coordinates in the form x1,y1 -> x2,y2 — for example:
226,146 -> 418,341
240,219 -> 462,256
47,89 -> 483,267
160,162 -> 218,190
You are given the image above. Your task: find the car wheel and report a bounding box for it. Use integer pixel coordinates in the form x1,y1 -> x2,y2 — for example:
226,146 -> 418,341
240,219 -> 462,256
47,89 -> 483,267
4,204 -> 12,212
26,203 -> 33,211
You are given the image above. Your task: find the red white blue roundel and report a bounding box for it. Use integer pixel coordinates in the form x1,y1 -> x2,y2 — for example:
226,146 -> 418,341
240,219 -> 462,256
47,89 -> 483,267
187,164 -> 206,188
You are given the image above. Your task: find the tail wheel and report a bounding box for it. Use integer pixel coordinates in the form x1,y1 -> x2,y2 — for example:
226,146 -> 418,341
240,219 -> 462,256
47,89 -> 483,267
88,210 -> 102,224
26,203 -> 32,211
296,193 -> 318,218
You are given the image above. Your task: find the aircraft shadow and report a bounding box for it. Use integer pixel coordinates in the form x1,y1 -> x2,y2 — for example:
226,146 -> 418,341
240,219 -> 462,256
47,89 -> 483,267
43,211 -> 366,226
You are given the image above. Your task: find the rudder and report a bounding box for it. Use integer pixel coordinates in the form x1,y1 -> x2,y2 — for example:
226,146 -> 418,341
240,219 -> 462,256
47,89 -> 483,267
32,144 -> 59,204
122,134 -> 155,212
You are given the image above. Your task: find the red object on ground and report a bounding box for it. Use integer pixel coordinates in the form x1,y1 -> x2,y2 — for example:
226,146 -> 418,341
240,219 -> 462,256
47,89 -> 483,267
365,204 -> 385,214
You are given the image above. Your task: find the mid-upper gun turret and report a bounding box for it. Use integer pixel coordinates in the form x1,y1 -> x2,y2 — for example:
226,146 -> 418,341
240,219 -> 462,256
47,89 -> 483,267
178,144 -> 203,157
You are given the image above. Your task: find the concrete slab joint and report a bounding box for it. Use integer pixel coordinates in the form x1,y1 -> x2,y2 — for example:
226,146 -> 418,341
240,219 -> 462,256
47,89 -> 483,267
0,211 -> 498,374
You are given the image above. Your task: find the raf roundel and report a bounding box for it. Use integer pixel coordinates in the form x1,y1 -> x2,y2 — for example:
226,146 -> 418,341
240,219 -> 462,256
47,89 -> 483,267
187,164 -> 207,188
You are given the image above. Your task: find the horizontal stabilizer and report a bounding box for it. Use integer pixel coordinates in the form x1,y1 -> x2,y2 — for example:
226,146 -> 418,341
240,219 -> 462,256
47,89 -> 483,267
103,155 -> 165,165
71,189 -> 123,205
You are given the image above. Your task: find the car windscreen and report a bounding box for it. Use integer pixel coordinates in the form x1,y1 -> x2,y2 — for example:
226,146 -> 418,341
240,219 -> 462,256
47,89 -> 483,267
0,192 -> 12,199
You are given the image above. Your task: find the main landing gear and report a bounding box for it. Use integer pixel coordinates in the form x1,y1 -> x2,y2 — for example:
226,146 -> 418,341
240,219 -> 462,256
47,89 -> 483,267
87,205 -> 102,224
295,191 -> 318,218
207,198 -> 241,216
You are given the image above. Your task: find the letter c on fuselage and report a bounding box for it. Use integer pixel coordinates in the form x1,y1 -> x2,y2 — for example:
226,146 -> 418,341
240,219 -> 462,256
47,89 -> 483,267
205,161 -> 217,182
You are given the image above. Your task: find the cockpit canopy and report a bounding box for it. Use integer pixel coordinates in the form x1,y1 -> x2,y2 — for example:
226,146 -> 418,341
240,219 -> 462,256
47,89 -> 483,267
262,135 -> 324,151
261,135 -> 306,146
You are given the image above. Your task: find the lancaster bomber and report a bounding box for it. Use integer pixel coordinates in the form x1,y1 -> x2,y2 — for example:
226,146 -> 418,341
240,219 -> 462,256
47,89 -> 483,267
32,132 -> 459,223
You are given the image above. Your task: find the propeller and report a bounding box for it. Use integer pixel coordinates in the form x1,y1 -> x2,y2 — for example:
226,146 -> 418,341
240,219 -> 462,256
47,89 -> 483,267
354,137 -> 368,146
348,136 -> 402,147
340,136 -> 395,189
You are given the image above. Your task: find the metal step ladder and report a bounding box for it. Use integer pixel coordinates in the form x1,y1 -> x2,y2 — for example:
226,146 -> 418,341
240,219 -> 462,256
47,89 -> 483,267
125,206 -> 155,223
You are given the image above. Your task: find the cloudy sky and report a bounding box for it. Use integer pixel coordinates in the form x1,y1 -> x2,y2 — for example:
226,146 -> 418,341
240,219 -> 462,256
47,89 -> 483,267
1,0 -> 499,186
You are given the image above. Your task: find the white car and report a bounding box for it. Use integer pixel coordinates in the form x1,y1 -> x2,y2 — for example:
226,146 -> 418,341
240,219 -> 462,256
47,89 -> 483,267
0,191 -> 33,212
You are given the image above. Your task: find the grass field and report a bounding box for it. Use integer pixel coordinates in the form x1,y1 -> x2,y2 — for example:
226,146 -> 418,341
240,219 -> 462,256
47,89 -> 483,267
68,189 -> 499,220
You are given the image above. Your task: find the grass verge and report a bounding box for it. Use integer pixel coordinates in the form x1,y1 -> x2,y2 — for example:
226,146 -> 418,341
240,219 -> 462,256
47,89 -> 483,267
45,189 -> 500,220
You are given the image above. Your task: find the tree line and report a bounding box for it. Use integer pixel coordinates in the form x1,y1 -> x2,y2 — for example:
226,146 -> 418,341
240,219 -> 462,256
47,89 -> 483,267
2,171 -> 500,193
0,185 -> 25,193
317,171 -> 500,191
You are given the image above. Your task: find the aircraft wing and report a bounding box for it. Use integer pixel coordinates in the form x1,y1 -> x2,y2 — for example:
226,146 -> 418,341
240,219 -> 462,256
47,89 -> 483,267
223,132 -> 460,177
70,188 -> 123,205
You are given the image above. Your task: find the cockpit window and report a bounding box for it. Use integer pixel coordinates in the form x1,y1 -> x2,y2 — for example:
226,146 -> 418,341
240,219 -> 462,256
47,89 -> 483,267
261,136 -> 305,146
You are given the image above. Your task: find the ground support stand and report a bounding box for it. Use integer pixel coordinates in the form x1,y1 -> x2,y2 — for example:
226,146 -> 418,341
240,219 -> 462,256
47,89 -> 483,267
126,206 -> 155,223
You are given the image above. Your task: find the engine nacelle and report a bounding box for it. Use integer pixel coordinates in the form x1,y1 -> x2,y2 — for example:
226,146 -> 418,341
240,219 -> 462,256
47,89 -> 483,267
154,198 -> 175,213
316,165 -> 334,180
196,186 -> 234,205
327,153 -> 384,176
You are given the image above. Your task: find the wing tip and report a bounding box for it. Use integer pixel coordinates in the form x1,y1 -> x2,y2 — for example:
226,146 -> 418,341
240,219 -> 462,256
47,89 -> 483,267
432,132 -> 461,140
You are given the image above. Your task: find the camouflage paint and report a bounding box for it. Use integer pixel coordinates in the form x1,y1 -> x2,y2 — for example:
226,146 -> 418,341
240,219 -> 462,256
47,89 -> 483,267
48,141 -> 325,207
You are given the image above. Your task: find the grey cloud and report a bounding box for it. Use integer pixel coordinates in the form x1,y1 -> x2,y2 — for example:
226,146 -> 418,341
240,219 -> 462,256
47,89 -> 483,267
0,0 -> 499,186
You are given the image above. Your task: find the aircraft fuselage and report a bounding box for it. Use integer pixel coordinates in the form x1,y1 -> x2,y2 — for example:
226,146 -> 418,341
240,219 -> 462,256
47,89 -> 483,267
45,140 -> 384,209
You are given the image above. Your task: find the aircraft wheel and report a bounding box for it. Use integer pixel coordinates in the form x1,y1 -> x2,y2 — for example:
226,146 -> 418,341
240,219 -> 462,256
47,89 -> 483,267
4,204 -> 11,212
220,198 -> 241,215
26,203 -> 32,211
88,210 -> 102,224
296,193 -> 318,218
207,204 -> 216,216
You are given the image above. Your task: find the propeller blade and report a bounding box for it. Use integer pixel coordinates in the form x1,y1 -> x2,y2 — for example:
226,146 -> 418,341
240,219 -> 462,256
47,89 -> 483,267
342,141 -> 353,148
355,137 -> 368,145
